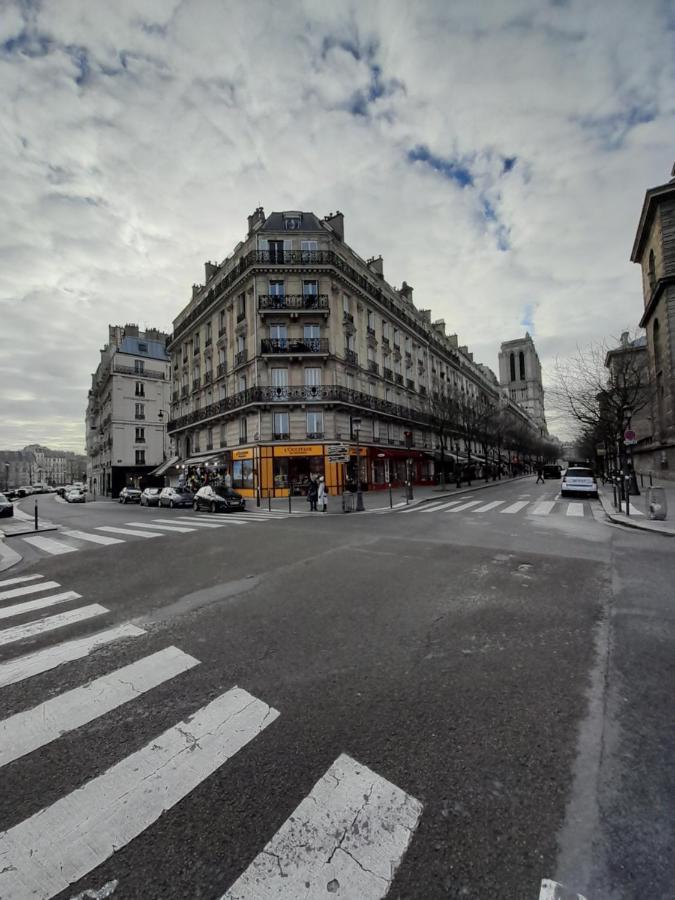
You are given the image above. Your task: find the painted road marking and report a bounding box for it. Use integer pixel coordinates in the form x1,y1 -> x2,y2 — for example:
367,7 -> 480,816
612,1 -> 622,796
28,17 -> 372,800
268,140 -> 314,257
0,687 -> 279,899
153,518 -> 223,529
221,752 -> 422,900
0,580 -> 60,602
448,500 -> 483,512
539,879 -> 587,899
566,504 -> 584,517
0,646 -> 199,768
125,521 -> 197,533
500,501 -> 530,514
531,501 -> 556,516
0,604 -> 108,647
0,574 -> 44,589
20,536 -> 78,555
189,515 -> 252,524
96,526 -> 161,538
420,500 -> 465,513
473,500 -> 505,513
62,530 -> 125,545
0,590 -> 81,621
0,623 -> 146,689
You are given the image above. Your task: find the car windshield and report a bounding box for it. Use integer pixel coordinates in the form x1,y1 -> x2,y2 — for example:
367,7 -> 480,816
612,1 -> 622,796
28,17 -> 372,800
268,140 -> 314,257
146,489 -> 160,494
567,468 -> 594,478
214,486 -> 238,497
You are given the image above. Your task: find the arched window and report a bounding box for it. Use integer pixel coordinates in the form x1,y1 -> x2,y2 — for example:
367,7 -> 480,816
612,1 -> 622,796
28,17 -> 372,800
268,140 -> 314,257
509,353 -> 516,381
648,249 -> 656,291
519,351 -> 526,380
653,318 -> 662,372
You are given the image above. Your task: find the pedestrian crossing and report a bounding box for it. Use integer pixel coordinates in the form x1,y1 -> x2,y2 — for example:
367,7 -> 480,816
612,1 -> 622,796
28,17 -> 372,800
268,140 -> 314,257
16,509 -> 311,560
0,574 -> 422,898
399,496 -> 603,520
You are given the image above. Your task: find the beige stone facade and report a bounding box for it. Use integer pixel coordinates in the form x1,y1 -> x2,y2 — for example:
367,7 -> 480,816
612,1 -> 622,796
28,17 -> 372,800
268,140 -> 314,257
498,333 -> 547,434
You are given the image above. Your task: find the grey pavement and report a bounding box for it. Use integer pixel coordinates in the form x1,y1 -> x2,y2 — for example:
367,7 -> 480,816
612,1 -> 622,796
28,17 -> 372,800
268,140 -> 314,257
597,477 -> 675,537
0,480 -> 672,899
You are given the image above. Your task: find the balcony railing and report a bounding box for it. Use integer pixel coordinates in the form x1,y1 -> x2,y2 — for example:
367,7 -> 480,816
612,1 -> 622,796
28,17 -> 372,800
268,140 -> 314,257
204,371 -> 213,384
216,362 -> 227,378
135,413 -> 145,420
135,436 -> 146,443
395,373 -> 403,385
306,432 -> 324,440
238,436 -> 247,444
261,338 -> 329,355
383,367 -> 393,381
234,349 -> 248,367
258,294 -> 329,312
112,363 -> 166,380
273,432 -> 290,441
167,384 -> 435,434
368,360 -> 379,374
344,349 -> 358,366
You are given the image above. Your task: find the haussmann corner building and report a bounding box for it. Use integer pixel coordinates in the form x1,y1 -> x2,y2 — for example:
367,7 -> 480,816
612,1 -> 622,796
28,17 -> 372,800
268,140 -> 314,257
165,208 -> 537,498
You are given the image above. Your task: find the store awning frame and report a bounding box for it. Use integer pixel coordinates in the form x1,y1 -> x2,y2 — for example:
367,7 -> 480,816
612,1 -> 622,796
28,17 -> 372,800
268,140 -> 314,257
182,451 -> 228,467
149,456 -> 181,476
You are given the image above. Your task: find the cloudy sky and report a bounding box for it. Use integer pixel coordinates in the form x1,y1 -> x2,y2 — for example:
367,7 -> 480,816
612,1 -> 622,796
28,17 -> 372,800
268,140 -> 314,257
1,0 -> 673,450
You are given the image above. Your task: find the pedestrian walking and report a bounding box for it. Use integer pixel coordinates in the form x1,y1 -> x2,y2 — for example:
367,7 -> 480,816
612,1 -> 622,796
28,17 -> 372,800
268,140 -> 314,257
307,478 -> 319,511
317,476 -> 328,512
535,465 -> 544,484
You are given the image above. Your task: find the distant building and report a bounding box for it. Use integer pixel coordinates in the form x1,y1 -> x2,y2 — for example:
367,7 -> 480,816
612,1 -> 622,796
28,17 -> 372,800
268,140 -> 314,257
603,332 -> 651,469
85,325 -> 171,497
498,333 -> 547,433
631,163 -> 675,477
0,446 -> 86,490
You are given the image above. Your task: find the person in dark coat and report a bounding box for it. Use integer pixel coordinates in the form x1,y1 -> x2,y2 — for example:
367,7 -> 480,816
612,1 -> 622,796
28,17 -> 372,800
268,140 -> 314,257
307,478 -> 319,511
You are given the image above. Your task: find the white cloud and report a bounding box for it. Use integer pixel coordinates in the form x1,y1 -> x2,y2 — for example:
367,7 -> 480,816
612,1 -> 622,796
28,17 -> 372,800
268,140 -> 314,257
0,0 -> 673,449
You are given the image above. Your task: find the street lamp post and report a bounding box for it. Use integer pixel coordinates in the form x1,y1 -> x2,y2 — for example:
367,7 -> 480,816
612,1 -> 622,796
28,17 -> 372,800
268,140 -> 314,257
157,410 -> 167,461
352,416 -> 365,511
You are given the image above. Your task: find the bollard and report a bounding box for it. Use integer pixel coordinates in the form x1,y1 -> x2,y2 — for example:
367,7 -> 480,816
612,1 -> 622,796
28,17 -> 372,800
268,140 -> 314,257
288,491 -> 292,514
388,483 -> 393,508
268,492 -> 272,512
34,500 -> 38,531
256,487 -> 260,508
625,477 -> 631,517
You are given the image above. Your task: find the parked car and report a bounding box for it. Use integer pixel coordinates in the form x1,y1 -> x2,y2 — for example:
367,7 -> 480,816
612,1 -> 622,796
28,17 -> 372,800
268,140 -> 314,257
543,464 -> 562,479
118,486 -> 142,504
65,488 -> 86,503
560,467 -> 598,498
0,493 -> 14,518
16,486 -> 33,497
55,485 -> 70,497
159,487 -> 194,509
193,485 -> 246,513
140,488 -> 162,507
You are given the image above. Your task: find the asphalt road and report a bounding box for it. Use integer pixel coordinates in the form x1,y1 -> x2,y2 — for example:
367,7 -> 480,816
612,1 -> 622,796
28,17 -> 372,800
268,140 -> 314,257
0,483 -> 673,900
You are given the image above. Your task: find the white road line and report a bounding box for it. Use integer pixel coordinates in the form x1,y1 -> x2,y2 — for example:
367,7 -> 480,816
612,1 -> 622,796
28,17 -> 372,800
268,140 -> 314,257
500,501 -> 530,514
531,501 -> 556,516
447,500 -> 483,512
473,500 -> 505,512
0,646 -> 199,768
96,526 -> 162,538
0,687 -> 279,899
539,879 -> 587,900
0,623 -> 146,689
153,518 -> 223,529
419,500 -> 465,513
0,590 -> 81,621
0,580 -> 60,602
626,502 -> 644,516
62,530 -> 125,545
125,522 -> 197,533
566,503 -> 584,517
400,501 -> 450,513
21,535 -> 78,555
0,574 -> 44,588
189,515 -> 252,525
221,752 -> 422,900
0,604 -> 108,647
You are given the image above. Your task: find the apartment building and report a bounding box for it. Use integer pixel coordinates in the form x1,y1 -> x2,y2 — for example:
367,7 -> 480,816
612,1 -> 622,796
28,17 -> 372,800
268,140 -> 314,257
86,325 -> 171,497
166,208 -> 536,496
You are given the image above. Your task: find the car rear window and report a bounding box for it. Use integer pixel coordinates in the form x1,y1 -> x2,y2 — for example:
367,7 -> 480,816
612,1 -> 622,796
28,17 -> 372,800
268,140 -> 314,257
567,468 -> 594,477
0,494 -> 7,502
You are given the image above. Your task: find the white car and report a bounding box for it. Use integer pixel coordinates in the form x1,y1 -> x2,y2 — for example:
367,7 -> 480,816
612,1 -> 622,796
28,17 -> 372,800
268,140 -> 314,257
560,467 -> 598,498
65,489 -> 86,503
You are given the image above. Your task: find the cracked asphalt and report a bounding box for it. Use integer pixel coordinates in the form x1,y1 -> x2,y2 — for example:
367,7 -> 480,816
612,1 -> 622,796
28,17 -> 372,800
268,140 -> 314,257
2,481 -> 674,899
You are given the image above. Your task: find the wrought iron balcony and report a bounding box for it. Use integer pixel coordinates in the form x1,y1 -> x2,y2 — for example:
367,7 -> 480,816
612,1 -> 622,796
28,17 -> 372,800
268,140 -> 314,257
306,432 -> 324,440
261,338 -> 329,355
344,349 -> 358,366
135,413 -> 145,420
258,294 -> 329,312
368,360 -> 379,374
395,373 -> 403,385
112,363 -> 166,380
234,349 -> 248,367
238,436 -> 247,444
273,432 -> 290,441
383,367 -> 393,381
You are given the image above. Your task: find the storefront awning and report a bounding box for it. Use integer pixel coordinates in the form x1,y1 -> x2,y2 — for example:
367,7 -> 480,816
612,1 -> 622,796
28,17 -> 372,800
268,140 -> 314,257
183,452 -> 227,467
149,456 -> 181,476
373,448 -> 428,459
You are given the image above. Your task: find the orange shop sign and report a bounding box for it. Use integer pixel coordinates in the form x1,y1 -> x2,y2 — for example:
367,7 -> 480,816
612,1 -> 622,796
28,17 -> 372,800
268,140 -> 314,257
274,444 -> 323,458
232,448 -> 253,460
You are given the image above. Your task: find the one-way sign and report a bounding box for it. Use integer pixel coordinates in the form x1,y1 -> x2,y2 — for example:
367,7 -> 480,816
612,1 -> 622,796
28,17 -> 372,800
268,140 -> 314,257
327,444 -> 350,463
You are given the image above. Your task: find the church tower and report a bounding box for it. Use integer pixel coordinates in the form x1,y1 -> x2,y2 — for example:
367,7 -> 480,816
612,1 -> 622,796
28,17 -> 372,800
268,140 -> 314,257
498,333 -> 547,433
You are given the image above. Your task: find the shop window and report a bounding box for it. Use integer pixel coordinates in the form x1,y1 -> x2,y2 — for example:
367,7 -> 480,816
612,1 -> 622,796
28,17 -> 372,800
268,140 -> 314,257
232,457 -> 254,489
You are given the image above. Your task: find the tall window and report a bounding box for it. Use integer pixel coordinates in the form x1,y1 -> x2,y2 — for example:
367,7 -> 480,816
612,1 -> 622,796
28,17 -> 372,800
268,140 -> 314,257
237,294 -> 246,319
510,352 -> 516,381
273,411 -> 290,438
648,249 -> 656,291
367,310 -> 374,330
306,410 -> 324,436
135,381 -> 145,397
304,367 -> 321,386
271,368 -> 288,398
382,321 -> 390,340
205,323 -> 212,342
346,373 -> 355,392
270,323 -> 288,341
237,334 -> 245,352
304,324 -> 320,340
193,331 -> 200,351
238,374 -> 247,393
269,279 -> 285,296
239,417 -> 247,442
134,359 -> 145,374
207,427 -> 213,449
519,351 -> 525,380
303,280 -> 318,296
219,424 -> 227,446
135,427 -> 145,442
135,403 -> 145,420
373,418 -> 380,440
301,240 -> 317,260
135,450 -> 146,465
219,309 -> 226,334
654,318 -> 662,371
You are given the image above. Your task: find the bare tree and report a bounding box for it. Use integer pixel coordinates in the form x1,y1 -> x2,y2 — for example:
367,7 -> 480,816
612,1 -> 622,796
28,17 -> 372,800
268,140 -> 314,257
426,390 -> 460,490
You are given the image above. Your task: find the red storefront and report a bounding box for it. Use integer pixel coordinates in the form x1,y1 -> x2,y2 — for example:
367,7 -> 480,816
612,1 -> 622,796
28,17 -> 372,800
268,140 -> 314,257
368,447 -> 434,490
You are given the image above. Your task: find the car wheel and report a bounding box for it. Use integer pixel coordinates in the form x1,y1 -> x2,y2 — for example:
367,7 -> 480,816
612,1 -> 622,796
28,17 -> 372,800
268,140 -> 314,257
169,500 -> 174,509
210,501 -> 216,513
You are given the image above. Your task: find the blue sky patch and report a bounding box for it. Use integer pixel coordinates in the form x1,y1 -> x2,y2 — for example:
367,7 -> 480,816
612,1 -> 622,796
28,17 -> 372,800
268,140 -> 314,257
502,155 -> 517,173
407,145 -> 474,187
520,303 -> 535,334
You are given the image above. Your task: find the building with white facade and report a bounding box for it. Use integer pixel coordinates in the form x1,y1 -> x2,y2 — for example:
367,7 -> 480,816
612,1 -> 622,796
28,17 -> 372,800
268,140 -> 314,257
86,325 -> 171,497
498,333 -> 547,434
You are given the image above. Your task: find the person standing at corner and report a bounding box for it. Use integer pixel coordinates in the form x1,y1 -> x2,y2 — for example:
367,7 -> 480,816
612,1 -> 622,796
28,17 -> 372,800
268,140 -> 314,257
307,477 -> 319,511
317,476 -> 327,512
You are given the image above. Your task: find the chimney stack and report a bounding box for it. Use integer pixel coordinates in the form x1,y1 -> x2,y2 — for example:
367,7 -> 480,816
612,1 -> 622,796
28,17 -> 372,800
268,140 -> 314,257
399,281 -> 414,303
367,255 -> 384,278
247,207 -> 265,235
324,210 -> 344,240
205,261 -> 218,282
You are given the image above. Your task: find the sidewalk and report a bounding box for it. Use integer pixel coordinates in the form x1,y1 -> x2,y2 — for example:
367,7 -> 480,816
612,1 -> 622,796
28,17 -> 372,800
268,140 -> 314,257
598,478 -> 675,537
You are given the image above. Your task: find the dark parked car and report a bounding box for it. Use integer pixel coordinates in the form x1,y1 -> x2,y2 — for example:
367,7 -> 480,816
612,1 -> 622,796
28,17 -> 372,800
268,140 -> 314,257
140,488 -> 161,507
193,485 -> 246,513
158,487 -> 194,508
0,493 -> 14,518
543,464 -> 562,479
118,487 -> 142,504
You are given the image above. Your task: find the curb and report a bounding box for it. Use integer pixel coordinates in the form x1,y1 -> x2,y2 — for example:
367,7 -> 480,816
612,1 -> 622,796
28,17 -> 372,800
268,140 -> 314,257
0,535 -> 22,573
416,474 -> 533,506
597,490 -> 675,537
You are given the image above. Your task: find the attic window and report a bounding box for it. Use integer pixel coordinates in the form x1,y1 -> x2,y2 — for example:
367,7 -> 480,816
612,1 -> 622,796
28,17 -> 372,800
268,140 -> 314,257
283,212 -> 302,231
138,342 -> 148,353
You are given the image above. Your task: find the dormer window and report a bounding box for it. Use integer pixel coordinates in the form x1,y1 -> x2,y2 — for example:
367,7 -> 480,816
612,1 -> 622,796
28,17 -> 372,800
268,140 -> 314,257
283,212 -> 302,230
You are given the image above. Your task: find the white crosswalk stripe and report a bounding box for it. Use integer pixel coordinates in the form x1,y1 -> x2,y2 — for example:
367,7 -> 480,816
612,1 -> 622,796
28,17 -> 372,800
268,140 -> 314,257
448,500 -> 483,512
190,514 -> 252,524
419,500 -> 465,513
96,526 -> 161,538
474,500 -> 505,512
0,574 -> 45,588
566,503 -> 584,517
125,521 -> 197,533
0,604 -> 108,647
222,753 -> 422,900
0,580 -> 60,602
62,529 -> 125,545
0,687 -> 279,900
0,646 -> 199,769
20,535 -> 78,555
0,590 -> 81,621
531,501 -> 556,515
0,623 -> 145,689
500,501 -> 530,514
153,518 -> 224,529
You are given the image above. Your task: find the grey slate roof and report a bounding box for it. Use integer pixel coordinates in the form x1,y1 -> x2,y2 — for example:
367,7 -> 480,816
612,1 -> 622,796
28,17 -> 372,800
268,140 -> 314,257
260,211 -> 325,232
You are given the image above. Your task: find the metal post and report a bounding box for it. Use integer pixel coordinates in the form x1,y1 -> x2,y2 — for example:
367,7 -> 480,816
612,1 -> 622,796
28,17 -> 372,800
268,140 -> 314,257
355,428 -> 365,511
288,487 -> 292,514
388,483 -> 393,508
268,491 -> 272,512
625,477 -> 630,517
34,500 -> 38,532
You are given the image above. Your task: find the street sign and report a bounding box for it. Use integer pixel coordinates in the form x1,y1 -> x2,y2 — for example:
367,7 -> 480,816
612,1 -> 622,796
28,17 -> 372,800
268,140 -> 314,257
624,429 -> 637,443
328,456 -> 350,464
